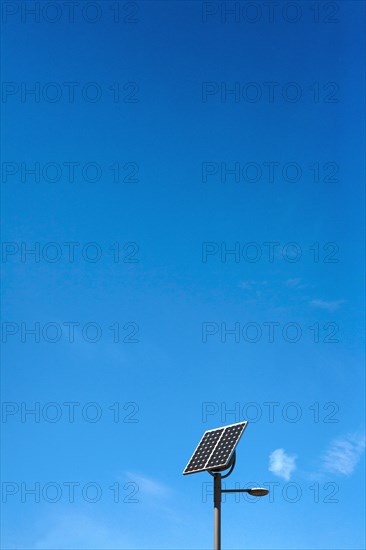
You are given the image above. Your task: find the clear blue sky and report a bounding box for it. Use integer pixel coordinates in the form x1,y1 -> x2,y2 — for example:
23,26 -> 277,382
1,1 -> 365,549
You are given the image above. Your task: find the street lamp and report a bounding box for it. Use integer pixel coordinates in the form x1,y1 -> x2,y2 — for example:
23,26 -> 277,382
183,422 -> 269,550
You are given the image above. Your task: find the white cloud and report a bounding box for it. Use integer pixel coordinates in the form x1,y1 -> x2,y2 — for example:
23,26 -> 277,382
269,448 -> 297,481
322,433 -> 365,476
310,299 -> 345,312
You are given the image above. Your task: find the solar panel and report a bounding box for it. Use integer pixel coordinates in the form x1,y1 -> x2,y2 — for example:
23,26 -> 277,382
183,421 -> 248,475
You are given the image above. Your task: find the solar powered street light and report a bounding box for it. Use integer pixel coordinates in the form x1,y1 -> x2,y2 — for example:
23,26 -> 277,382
183,422 -> 269,550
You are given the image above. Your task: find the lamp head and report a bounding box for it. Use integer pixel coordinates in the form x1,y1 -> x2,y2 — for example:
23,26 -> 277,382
246,487 -> 269,497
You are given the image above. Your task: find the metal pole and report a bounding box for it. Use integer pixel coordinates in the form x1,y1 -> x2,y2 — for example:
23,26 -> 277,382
213,473 -> 222,550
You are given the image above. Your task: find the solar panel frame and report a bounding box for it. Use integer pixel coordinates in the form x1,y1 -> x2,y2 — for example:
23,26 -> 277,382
183,421 -> 248,475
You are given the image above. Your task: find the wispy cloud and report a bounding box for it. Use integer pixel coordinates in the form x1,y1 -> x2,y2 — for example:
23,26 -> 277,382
239,280 -> 267,290
240,280 -> 255,290
310,299 -> 345,312
124,472 -> 170,497
30,513 -> 133,549
322,432 -> 365,476
285,278 -> 302,288
268,448 -> 297,481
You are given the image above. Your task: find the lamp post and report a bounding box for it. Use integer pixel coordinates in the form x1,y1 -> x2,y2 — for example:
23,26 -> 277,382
183,422 -> 269,550
210,452 -> 269,550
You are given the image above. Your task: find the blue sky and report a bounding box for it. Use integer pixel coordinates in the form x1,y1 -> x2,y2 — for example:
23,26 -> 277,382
1,1 -> 365,548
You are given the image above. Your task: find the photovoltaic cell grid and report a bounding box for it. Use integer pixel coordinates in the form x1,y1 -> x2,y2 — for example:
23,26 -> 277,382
183,428 -> 224,474
183,422 -> 247,475
206,423 -> 245,468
